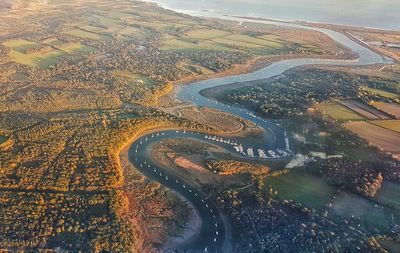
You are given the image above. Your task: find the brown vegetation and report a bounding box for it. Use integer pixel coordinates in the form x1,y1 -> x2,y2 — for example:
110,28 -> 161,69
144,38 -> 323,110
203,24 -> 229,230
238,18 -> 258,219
348,30 -> 400,61
0,106 -> 214,251
212,186 -> 386,252
205,159 -> 269,178
179,108 -> 244,133
338,100 -> 390,120
1,0 -> 398,251
150,138 -> 229,186
371,102 -> 400,119
345,121 -> 400,160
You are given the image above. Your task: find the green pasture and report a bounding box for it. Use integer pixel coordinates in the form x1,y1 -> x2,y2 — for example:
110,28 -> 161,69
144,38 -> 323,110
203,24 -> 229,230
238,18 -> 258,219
329,191 -> 400,233
265,169 -> 337,212
315,102 -> 366,121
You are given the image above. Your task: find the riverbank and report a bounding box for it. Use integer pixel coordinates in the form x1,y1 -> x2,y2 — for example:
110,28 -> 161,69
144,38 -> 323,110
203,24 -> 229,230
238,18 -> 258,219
116,3 -> 388,252
158,56 -> 271,106
117,125 -> 229,252
162,194 -> 202,252
117,126 -> 203,252
128,130 -> 232,252
159,48 -> 357,110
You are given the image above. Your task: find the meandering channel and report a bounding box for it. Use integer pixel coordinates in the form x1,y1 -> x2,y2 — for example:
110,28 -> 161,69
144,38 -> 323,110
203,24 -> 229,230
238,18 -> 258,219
128,14 -> 388,253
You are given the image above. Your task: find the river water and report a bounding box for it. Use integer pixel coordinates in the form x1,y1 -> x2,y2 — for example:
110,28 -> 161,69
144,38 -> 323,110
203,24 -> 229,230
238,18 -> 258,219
129,5 -> 389,253
146,0 -> 400,30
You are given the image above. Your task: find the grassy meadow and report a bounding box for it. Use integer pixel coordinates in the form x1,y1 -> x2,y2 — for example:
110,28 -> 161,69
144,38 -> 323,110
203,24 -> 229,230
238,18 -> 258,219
160,28 -> 290,54
113,71 -> 156,87
3,39 -> 95,68
265,169 -> 337,212
329,191 -> 400,233
364,86 -> 399,99
315,102 -> 366,121
373,181 -> 400,210
266,168 -> 400,234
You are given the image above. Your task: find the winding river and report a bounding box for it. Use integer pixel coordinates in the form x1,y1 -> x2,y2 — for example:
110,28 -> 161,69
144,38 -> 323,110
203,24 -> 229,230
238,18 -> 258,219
128,12 -> 389,253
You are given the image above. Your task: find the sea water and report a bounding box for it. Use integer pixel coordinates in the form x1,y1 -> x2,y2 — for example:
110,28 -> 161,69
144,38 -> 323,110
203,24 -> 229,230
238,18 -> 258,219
147,0 -> 400,30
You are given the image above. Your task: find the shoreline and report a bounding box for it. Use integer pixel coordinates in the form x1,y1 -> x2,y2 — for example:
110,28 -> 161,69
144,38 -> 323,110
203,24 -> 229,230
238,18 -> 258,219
118,125 -> 235,252
162,193 -> 203,252
162,49 -> 359,109
118,125 -> 226,252
142,0 -> 395,65
117,126 -> 199,252
142,0 -> 399,32
147,138 -> 235,252
236,15 -> 399,33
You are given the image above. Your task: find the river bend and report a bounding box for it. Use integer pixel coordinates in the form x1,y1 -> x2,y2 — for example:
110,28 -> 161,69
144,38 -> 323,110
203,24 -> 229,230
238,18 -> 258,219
128,15 -> 388,253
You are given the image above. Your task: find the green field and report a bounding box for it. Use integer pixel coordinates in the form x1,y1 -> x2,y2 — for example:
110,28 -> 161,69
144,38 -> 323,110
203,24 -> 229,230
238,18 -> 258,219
69,7 -> 193,43
315,102 -> 366,121
4,39 -> 95,68
373,181 -> 400,210
131,20 -> 172,30
130,74 -> 155,87
9,49 -> 64,68
160,28 -> 289,54
106,11 -> 132,19
223,34 -> 284,48
186,29 -> 231,39
61,43 -> 94,54
161,36 -> 232,52
212,37 -> 264,48
90,14 -> 126,28
265,169 -> 337,212
186,29 -> 284,49
177,61 -> 215,75
69,19 -> 153,41
259,34 -> 285,43
113,71 -> 155,87
329,191 -> 400,233
115,26 -> 151,41
64,28 -> 110,41
68,11 -> 307,55
45,39 -> 66,47
364,86 -> 399,99
79,24 -> 109,34
3,39 -> 39,53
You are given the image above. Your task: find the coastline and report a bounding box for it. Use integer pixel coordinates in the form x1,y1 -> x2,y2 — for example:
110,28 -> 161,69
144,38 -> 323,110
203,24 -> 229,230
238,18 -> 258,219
142,0 -> 396,65
142,0 -> 399,31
